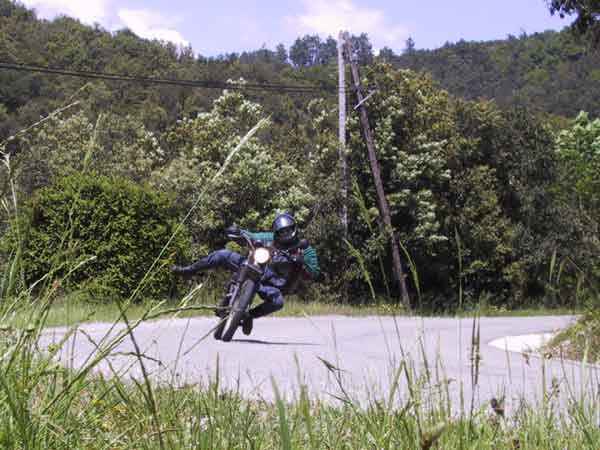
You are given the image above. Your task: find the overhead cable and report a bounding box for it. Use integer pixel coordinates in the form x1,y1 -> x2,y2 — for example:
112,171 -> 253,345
0,62 -> 338,95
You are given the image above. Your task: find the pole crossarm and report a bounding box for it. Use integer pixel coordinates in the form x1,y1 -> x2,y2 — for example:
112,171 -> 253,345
353,90 -> 377,110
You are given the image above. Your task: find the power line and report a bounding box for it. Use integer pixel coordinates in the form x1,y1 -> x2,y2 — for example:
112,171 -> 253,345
0,62 -> 338,96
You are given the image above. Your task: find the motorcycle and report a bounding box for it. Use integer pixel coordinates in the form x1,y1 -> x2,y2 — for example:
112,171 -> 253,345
213,232 -> 308,342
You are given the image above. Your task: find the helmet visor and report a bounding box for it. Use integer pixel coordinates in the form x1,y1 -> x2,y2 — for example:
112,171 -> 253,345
275,226 -> 295,242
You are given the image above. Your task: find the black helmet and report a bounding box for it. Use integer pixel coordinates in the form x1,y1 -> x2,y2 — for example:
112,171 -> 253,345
272,213 -> 298,247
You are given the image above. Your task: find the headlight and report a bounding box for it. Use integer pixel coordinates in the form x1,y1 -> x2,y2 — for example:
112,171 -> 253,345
254,247 -> 271,264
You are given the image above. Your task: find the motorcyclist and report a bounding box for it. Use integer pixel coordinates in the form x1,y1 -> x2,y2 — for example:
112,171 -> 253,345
172,212 -> 320,335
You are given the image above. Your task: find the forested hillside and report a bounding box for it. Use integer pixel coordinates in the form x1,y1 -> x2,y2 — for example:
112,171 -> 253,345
0,0 -> 597,310
392,30 -> 600,119
1,0 -> 598,140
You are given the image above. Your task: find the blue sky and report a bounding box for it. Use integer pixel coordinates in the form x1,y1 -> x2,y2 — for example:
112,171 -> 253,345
20,0 -> 573,56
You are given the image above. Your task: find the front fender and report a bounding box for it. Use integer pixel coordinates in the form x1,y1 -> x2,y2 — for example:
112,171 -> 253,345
239,262 -> 263,283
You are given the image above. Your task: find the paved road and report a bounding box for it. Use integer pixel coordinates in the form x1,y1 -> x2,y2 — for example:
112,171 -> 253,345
41,315 -> 599,412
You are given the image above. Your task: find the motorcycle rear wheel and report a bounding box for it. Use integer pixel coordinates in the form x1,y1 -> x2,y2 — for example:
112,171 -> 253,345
221,279 -> 256,342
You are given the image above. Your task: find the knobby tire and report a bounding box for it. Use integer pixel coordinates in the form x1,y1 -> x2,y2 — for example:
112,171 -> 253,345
214,282 -> 236,340
221,279 -> 256,342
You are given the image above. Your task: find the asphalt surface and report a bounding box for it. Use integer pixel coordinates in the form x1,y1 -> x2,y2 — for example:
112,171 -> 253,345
41,315 -> 599,412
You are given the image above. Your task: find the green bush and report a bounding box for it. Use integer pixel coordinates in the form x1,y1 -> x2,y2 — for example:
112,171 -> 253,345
21,172 -> 189,300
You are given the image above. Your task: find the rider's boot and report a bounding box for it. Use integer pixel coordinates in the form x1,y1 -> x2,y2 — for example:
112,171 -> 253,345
171,255 -> 215,277
171,265 -> 192,276
171,265 -> 206,281
242,314 -> 253,335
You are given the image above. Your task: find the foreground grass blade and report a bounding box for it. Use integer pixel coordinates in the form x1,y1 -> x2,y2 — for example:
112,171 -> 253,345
271,377 -> 292,450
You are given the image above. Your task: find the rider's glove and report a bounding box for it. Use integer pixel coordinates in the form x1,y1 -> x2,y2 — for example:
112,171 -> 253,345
291,251 -> 304,265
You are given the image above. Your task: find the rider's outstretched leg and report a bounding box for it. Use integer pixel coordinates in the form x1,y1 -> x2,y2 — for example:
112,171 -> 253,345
172,249 -> 244,276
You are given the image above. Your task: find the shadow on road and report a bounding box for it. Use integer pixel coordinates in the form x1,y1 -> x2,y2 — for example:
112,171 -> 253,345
232,338 -> 319,346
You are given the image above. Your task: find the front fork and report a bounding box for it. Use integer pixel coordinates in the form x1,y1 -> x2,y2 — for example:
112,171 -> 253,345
217,262 -> 263,317
216,281 -> 237,318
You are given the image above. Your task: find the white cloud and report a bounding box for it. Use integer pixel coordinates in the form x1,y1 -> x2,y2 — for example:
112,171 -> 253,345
118,9 -> 189,46
21,0 -> 111,25
286,0 -> 408,50
20,1 -> 189,47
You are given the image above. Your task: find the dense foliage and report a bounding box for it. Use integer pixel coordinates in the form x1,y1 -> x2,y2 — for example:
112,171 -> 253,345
1,0 -> 600,141
548,0 -> 600,46
345,64 -> 584,307
391,30 -> 600,118
151,89 -> 315,256
22,173 -> 187,299
554,112 -> 600,282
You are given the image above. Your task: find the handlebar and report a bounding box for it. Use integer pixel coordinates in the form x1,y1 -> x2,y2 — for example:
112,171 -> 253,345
279,238 -> 308,254
227,232 -> 308,250
227,232 -> 255,249
273,239 -> 309,264
227,233 -> 308,262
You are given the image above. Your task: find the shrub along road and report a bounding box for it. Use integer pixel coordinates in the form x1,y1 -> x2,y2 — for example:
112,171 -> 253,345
41,315 -> 595,413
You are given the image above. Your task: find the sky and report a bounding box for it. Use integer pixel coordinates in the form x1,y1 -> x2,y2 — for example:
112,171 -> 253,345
19,0 -> 574,56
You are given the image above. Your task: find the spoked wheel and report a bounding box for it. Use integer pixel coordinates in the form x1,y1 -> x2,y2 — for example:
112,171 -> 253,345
214,283 -> 236,340
221,279 -> 256,342
213,316 -> 227,340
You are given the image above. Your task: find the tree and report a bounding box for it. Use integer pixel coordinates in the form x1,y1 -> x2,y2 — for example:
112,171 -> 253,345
555,113 -> 600,276
548,0 -> 600,46
289,34 -> 337,67
275,43 -> 288,64
344,63 -> 566,306
392,29 -> 600,117
152,89 -> 315,253
556,111 -> 600,213
16,111 -> 164,195
404,37 -> 416,54
320,37 -> 338,63
349,33 -> 374,65
378,46 -> 396,62
289,35 -> 321,67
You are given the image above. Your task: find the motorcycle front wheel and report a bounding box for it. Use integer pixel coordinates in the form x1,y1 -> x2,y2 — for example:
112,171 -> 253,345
214,282 -> 236,340
221,279 -> 256,342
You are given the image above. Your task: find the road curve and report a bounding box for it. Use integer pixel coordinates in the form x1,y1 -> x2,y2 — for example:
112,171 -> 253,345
41,315 -> 597,412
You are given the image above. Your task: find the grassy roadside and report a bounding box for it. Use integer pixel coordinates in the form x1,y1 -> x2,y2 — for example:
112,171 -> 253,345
1,371 -> 595,450
0,266 -> 593,450
5,296 -> 401,329
1,294 -> 597,450
546,309 -> 600,363
10,288 -> 582,329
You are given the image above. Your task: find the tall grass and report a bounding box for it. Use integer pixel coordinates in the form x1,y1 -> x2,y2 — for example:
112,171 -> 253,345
0,284 -> 598,448
3,310 -> 600,450
352,180 -> 391,299
0,106 -> 265,448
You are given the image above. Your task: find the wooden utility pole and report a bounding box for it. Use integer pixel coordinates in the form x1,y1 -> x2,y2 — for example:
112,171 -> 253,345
342,35 -> 411,310
338,31 -> 349,303
338,31 -> 348,237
